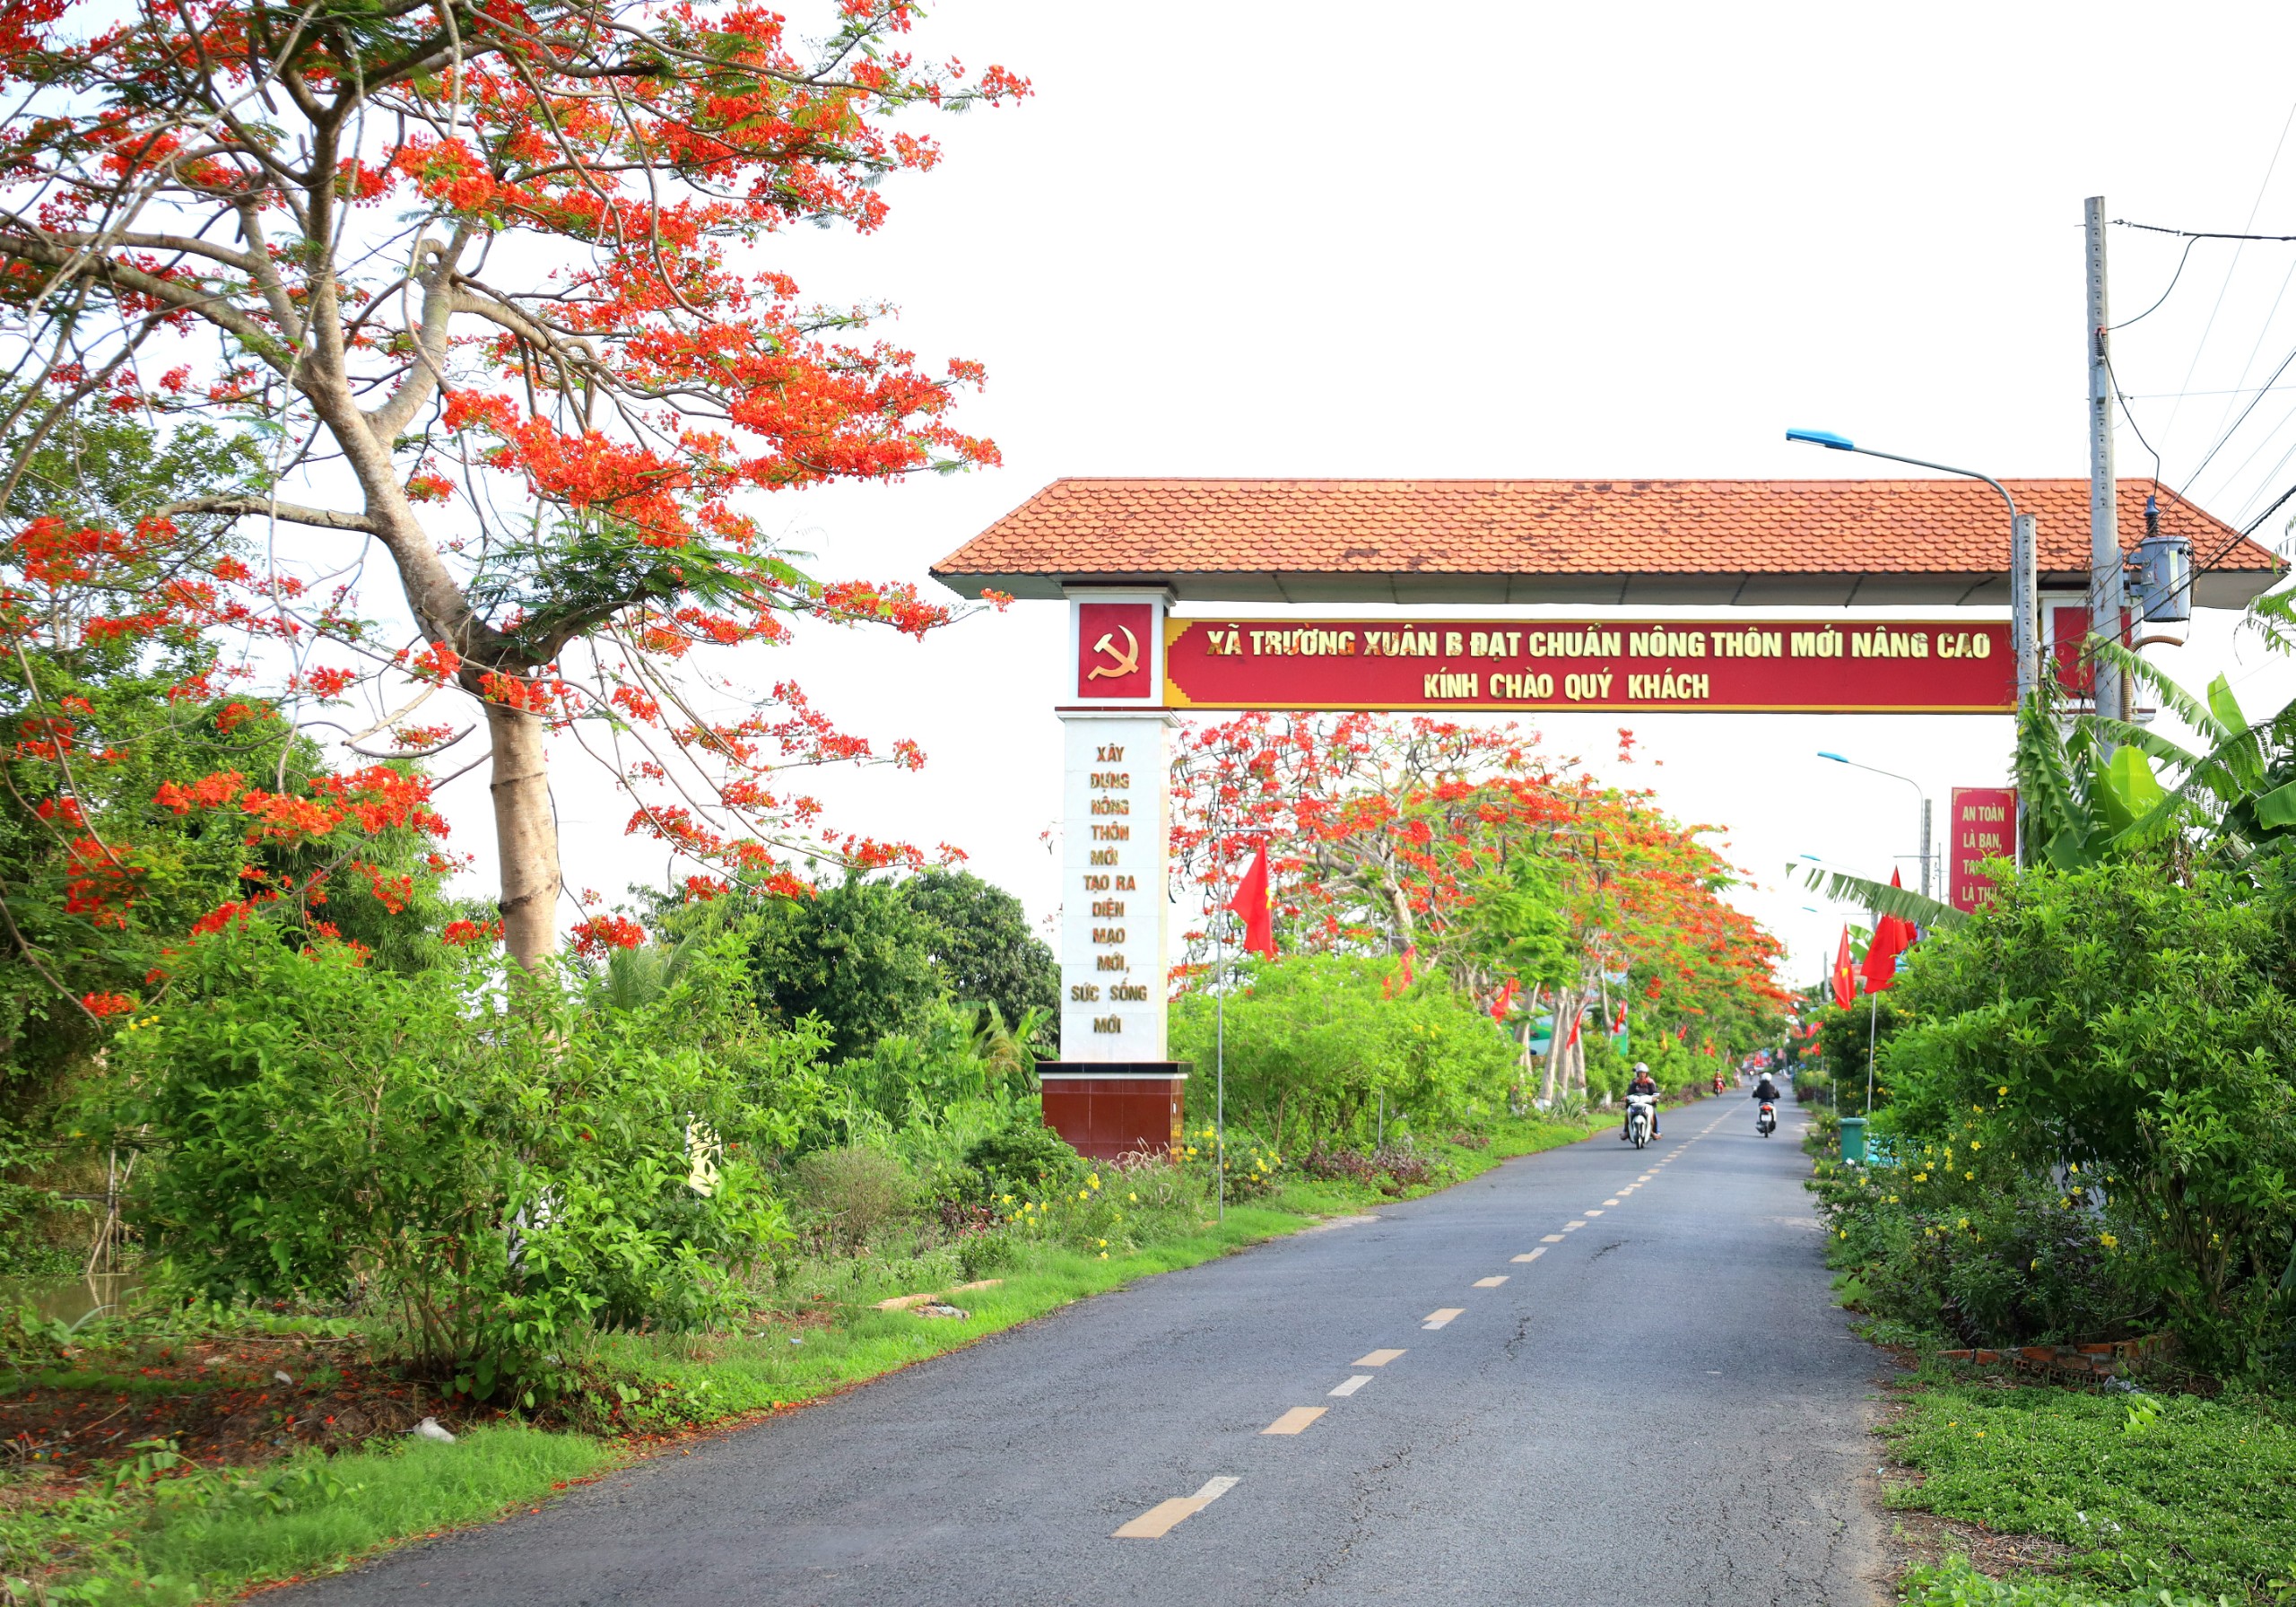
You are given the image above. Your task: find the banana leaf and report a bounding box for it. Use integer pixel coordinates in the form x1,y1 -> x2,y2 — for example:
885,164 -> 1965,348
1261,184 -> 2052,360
1789,863 -> 1969,933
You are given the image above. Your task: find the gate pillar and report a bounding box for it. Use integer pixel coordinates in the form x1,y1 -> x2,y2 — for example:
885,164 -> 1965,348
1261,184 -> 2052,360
1038,589 -> 1187,1159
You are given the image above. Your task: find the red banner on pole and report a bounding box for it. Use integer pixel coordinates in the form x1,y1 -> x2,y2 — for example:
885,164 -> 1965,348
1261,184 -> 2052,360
1161,617 -> 2013,713
1948,786 -> 2018,914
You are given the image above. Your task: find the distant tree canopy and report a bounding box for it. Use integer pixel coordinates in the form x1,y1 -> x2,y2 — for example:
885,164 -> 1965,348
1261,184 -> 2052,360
660,871 -> 1054,1064
903,869 -> 1058,1032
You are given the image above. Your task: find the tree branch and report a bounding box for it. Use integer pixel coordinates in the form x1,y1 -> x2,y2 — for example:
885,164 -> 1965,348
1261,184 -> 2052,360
158,495 -> 381,534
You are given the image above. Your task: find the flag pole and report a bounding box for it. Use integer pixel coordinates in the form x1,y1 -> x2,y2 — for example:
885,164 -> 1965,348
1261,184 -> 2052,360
1212,818 -> 1226,1225
1866,990 -> 1878,1116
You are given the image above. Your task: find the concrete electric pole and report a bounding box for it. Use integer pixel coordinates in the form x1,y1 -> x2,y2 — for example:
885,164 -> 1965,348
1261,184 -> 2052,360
2086,195 -> 2125,728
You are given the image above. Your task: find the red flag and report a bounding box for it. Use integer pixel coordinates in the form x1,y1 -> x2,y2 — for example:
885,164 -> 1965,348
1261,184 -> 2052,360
1225,839 -> 1276,960
1862,870 -> 1914,993
1567,1009 -> 1582,1047
1831,927 -> 1856,1009
1490,978 -> 1519,1022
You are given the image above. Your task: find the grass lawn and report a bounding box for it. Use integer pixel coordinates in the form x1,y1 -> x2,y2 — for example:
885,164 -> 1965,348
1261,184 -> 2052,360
5,1115 -> 1605,1603
1881,1370 -> 2296,1606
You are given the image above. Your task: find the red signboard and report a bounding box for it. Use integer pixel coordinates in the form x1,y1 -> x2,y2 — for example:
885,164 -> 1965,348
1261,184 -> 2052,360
1161,618 -> 2014,713
1075,602 -> 1156,699
1948,786 -> 2017,913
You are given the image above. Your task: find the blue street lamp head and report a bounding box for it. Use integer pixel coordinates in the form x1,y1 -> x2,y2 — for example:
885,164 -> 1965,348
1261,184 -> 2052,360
1817,751 -> 1848,764
1787,429 -> 1857,450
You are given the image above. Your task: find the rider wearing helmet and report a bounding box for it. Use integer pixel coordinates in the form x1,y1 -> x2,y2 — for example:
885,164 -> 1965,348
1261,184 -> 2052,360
1752,1067 -> 1782,1104
1622,1062 -> 1661,1140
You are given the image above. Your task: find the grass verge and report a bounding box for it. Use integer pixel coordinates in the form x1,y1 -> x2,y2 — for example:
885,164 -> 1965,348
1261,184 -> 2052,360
10,1116 -> 1605,1602
1877,1370 -> 2296,1605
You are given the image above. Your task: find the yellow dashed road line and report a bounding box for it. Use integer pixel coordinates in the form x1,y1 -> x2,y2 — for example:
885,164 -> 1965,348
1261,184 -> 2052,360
1422,1307 -> 1465,1330
1355,1348 -> 1406,1367
1262,1407 -> 1326,1435
1113,1475 -> 1240,1538
1472,1275 -> 1508,1288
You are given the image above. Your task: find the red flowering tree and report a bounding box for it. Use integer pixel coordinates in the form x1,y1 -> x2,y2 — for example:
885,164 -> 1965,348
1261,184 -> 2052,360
1170,711 -> 1789,1097
0,0 -> 1024,969
0,401 -> 459,1092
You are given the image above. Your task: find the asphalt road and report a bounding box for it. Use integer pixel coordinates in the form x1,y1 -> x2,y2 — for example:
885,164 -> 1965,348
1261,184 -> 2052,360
292,1097 -> 1883,1606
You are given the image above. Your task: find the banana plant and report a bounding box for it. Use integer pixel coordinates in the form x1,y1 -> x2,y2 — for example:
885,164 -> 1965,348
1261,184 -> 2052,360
2087,641 -> 2296,856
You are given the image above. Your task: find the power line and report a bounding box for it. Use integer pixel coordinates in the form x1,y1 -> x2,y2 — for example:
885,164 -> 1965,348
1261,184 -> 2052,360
2110,232 -> 2204,330
2113,220 -> 2296,242
2158,100 -> 2296,454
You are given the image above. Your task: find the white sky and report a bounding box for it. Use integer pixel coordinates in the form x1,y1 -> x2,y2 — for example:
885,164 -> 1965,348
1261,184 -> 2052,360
421,0 -> 2296,986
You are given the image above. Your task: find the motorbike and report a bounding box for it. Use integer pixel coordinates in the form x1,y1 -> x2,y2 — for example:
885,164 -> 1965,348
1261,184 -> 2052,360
1711,1072 -> 1726,1094
1625,1091 -> 1657,1149
1755,1099 -> 1778,1138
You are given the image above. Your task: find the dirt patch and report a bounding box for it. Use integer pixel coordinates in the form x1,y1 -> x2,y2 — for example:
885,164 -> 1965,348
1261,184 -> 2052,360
3,1333 -> 509,1481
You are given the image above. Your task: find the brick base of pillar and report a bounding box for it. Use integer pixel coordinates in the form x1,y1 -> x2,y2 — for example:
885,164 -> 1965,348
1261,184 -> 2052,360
1036,1064 -> 1188,1161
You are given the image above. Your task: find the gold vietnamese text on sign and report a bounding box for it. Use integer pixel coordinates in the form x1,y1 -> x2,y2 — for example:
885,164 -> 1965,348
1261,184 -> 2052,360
1160,616 -> 2015,714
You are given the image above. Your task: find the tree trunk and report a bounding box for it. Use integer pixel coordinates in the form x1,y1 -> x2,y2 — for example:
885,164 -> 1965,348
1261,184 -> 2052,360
487,700 -> 561,970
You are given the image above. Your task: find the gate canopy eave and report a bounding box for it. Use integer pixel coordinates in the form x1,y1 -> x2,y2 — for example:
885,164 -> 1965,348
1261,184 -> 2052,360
931,567 -> 2269,610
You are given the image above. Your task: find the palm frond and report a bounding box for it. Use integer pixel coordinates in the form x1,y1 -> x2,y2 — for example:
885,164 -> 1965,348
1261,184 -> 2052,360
1791,864 -> 1969,932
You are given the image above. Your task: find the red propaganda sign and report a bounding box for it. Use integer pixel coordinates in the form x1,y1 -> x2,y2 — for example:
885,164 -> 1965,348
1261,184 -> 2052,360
1074,602 -> 1156,699
1948,786 -> 2017,913
1161,618 -> 2014,713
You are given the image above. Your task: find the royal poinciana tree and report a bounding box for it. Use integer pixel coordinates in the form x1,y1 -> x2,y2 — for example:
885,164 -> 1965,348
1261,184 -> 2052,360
0,0 -> 1022,969
1170,711 -> 1790,1092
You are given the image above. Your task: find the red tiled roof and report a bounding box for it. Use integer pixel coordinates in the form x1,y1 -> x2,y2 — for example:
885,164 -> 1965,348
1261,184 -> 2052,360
931,478 -> 2283,608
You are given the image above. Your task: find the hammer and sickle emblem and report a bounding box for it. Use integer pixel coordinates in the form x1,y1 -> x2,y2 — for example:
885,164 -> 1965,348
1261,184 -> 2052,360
1086,625 -> 1142,680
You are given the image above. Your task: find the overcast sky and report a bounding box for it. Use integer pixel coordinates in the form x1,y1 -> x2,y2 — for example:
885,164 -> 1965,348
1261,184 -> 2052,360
429,0 -> 2296,986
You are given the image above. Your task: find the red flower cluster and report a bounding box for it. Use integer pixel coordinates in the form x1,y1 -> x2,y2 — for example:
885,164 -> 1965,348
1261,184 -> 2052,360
569,915 -> 646,957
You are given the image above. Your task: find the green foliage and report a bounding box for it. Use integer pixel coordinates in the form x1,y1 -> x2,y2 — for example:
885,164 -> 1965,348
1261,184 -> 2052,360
902,868 -> 1058,1038
1884,1383 -> 2296,1603
1839,856 -> 2296,1372
961,1117 -> 1085,1204
98,924 -> 825,1397
1900,1555 -> 2230,1607
704,876 -> 944,1063
1169,955 -> 1518,1149
655,870 -> 1057,1072
0,401 -> 463,1272
787,1146 -> 917,1253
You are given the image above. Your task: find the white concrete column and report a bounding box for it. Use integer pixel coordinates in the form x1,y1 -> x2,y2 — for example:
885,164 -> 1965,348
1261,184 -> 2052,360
1057,708 -> 1173,1060
1054,586 -> 1174,1064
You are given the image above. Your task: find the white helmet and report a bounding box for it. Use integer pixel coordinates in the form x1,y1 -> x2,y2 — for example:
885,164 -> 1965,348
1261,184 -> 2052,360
1633,1062 -> 1649,1075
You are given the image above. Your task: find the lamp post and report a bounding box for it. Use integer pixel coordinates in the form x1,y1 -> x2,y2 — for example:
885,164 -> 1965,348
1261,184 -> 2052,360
1818,751 -> 1932,899
1785,430 -> 2039,705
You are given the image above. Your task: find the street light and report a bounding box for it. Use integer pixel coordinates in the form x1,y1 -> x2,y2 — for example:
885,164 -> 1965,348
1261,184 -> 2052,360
1786,429 -> 2039,703
1818,751 -> 1932,899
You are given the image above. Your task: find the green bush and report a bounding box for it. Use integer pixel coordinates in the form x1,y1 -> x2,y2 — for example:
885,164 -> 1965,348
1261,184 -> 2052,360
100,924 -> 824,1398
1168,956 -> 1518,1149
788,1146 -> 916,1253
1822,856 -> 2296,1373
963,1120 -> 1085,1199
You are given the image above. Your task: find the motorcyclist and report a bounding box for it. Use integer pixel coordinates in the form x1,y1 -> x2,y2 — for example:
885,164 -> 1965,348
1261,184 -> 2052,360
1752,1068 -> 1781,1105
1622,1062 -> 1661,1141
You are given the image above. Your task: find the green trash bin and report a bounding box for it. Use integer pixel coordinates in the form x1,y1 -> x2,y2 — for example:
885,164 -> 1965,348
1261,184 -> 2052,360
1839,1116 -> 1868,1165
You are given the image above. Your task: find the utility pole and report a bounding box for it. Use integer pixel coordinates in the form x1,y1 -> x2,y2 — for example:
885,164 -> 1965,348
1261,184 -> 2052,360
1919,795 -> 1934,901
2086,195 -> 2125,729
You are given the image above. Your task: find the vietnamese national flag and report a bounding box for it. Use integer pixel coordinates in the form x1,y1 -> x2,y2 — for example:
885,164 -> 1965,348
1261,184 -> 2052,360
1226,839 -> 1276,960
1831,927 -> 1857,1009
1490,978 -> 1518,1023
1861,870 -> 1914,993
